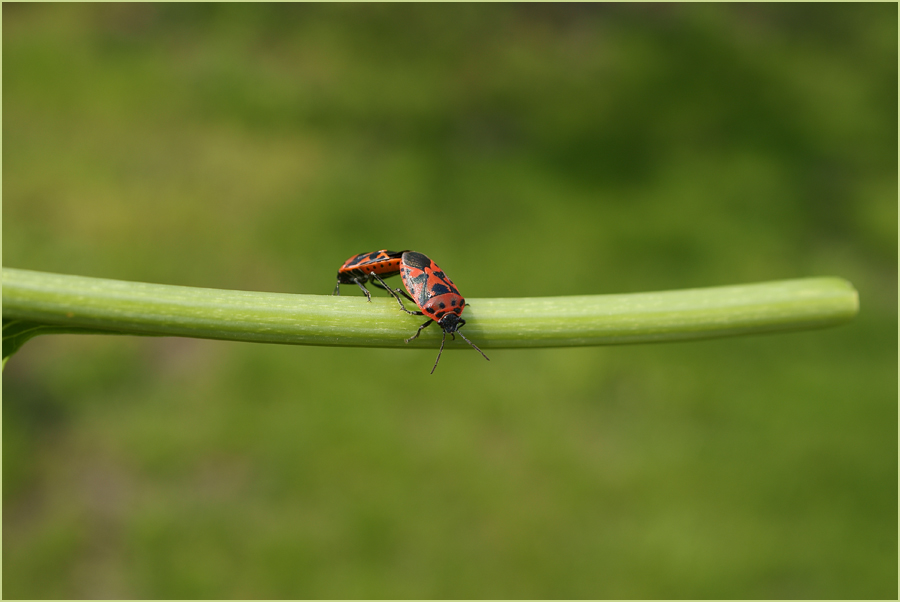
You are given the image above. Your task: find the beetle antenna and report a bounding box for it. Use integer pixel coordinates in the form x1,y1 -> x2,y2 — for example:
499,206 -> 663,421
430,331 -> 447,374
457,331 -> 490,362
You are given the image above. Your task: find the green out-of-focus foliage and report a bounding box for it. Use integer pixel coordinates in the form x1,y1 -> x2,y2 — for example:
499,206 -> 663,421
3,4 -> 896,598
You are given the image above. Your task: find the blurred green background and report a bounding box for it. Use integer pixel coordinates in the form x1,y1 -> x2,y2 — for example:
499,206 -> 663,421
3,3 -> 896,598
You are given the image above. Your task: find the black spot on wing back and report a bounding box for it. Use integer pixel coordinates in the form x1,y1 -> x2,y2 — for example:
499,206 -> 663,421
430,283 -> 451,296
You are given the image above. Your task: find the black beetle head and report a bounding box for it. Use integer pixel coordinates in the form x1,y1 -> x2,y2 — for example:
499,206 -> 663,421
438,312 -> 466,334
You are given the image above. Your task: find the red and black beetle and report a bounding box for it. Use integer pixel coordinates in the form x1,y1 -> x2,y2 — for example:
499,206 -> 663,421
333,249 -> 412,302
387,251 -> 489,374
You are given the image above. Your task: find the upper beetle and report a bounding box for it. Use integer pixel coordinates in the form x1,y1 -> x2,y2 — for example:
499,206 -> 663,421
333,249 -> 411,302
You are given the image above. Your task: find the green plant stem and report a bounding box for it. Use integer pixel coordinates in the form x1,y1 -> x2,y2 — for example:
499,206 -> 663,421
2,267 -> 858,358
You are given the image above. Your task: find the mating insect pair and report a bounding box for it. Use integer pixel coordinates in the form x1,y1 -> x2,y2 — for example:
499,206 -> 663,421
334,250 -> 490,373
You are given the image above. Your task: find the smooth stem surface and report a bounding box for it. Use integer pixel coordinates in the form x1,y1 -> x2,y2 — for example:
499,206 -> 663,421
2,268 -> 858,352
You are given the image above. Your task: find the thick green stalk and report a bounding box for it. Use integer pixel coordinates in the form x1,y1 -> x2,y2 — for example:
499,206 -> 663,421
2,268 -> 858,363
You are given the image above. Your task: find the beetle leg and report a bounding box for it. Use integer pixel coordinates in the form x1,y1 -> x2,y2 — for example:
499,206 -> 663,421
352,277 -> 373,302
405,319 -> 434,343
372,273 -> 415,303
372,273 -> 421,315
370,275 -> 415,302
